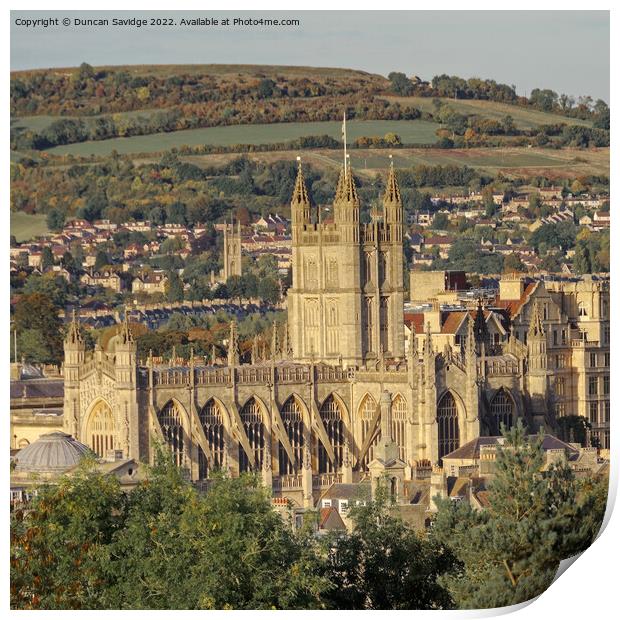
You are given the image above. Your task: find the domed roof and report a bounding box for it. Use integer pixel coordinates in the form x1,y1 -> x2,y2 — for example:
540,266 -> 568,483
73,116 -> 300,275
14,432 -> 94,474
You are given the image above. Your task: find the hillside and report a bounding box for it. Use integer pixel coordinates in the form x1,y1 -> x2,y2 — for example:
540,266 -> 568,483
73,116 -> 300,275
10,64 -> 608,160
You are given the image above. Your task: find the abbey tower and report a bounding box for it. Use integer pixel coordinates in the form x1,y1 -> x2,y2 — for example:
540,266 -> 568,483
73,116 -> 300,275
288,161 -> 405,367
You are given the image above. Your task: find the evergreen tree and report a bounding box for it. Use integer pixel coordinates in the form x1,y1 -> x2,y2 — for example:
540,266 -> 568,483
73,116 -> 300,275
167,271 -> 184,302
431,421 -> 607,609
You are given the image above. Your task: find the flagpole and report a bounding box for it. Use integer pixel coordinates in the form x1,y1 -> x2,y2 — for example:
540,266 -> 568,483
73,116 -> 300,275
343,111 -> 347,176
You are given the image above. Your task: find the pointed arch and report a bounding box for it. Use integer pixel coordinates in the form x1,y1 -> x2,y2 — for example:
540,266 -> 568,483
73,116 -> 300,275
279,395 -> 304,475
318,394 -> 344,474
358,393 -> 379,471
157,399 -> 190,469
391,393 -> 407,462
437,391 -> 460,463
85,398 -> 116,457
239,396 -> 266,473
490,388 -> 515,433
197,398 -> 225,479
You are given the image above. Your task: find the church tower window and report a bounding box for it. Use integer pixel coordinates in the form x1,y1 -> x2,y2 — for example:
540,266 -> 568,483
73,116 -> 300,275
279,397 -> 304,475
437,392 -> 460,463
158,401 -> 186,469
198,399 -> 225,480
318,395 -> 344,474
490,389 -> 514,432
239,398 -> 265,473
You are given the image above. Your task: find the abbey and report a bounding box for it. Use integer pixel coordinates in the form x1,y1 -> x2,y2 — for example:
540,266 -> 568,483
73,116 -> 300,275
48,161 -> 610,508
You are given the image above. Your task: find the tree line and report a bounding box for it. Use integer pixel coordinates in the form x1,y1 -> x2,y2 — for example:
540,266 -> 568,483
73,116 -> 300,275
10,423 -> 607,609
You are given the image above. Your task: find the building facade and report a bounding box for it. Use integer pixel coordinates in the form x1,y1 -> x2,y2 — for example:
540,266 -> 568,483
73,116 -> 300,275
10,160 -> 606,509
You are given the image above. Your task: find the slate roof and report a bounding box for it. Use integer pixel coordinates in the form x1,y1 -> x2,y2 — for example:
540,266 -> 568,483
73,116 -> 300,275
320,482 -> 371,502
443,434 -> 579,461
10,379 -> 64,400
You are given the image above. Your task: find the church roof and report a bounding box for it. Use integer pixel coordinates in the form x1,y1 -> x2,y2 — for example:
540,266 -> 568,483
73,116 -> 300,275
14,431 -> 94,474
10,378 -> 64,400
443,434 -> 579,461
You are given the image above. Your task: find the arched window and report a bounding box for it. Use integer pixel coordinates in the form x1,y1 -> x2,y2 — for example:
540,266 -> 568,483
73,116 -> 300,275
87,400 -> 116,457
359,394 -> 379,471
392,395 -> 407,462
239,398 -> 265,473
437,392 -> 460,463
198,399 -> 225,479
490,389 -> 514,432
364,297 -> 374,354
364,251 -> 373,284
279,397 -> 304,475
326,302 -> 339,354
380,297 -> 389,352
158,401 -> 185,468
318,395 -> 344,474
379,251 -> 388,285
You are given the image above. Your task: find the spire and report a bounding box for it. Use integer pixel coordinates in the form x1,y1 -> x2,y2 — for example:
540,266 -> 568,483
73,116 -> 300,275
228,320 -> 239,366
424,321 -> 433,357
383,158 -> 402,204
271,321 -> 279,360
473,298 -> 488,345
466,314 -> 476,358
66,309 -> 83,345
291,157 -> 310,207
408,321 -> 417,358
251,335 -> 259,365
120,310 -> 134,345
334,164 -> 359,205
528,301 -> 545,338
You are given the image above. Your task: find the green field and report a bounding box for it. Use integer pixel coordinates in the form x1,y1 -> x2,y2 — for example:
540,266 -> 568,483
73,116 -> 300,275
382,96 -> 593,130
181,146 -> 609,181
11,212 -> 49,241
41,120 -> 440,157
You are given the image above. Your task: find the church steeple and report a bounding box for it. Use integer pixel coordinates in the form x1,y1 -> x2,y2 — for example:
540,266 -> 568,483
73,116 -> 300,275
291,157 -> 311,234
66,309 -> 83,346
334,164 -> 360,206
382,158 -> 403,243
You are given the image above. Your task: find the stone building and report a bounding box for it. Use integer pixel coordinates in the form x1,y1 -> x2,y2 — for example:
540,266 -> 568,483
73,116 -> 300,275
221,220 -> 242,281
10,160 -> 610,511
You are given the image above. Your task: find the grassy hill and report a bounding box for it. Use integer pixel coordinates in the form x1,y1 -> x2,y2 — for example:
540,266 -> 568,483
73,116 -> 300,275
11,212 -> 49,241
381,96 -> 593,129
40,119 -> 439,157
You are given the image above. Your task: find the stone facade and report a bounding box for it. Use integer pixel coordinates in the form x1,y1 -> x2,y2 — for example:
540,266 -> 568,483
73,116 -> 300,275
49,161 -> 610,508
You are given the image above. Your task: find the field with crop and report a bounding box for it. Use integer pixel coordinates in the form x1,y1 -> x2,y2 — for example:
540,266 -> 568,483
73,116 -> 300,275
39,119 -> 440,157
179,146 -> 609,181
381,96 -> 593,130
11,212 -> 49,241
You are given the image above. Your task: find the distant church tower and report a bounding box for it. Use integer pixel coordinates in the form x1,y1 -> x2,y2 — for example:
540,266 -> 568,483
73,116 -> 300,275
222,219 -> 242,280
288,156 -> 404,367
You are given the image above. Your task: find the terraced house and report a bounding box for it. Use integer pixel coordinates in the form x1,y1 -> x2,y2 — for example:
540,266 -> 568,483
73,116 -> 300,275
11,161 -> 610,509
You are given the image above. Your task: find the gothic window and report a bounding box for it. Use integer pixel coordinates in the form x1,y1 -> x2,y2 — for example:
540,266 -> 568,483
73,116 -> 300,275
318,395 -> 344,474
326,301 -> 339,354
326,258 -> 338,287
239,398 -> 265,473
359,394 -> 379,471
197,399 -> 225,480
305,257 -> 318,288
279,397 -> 304,475
380,296 -> 389,352
379,251 -> 388,285
364,251 -> 373,284
158,401 -> 185,468
392,395 -> 407,462
364,297 -> 374,354
490,389 -> 514,432
578,302 -> 587,317
437,392 -> 460,463
88,400 -> 116,458
305,299 -> 319,356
